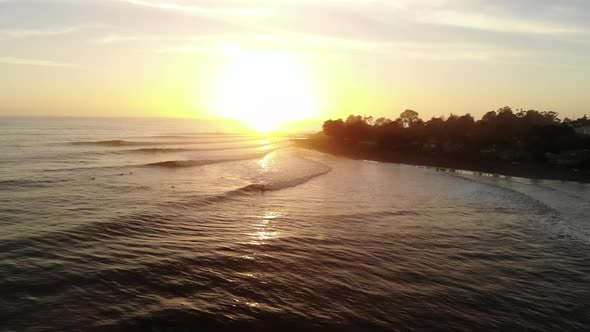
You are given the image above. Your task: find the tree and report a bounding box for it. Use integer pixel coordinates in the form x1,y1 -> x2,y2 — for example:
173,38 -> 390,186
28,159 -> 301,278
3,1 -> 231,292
344,114 -> 372,142
541,111 -> 560,123
345,115 -> 364,125
374,117 -> 392,127
322,119 -> 345,139
481,111 -> 497,123
317,107 -> 589,169
424,117 -> 445,142
526,124 -> 578,159
398,109 -> 420,128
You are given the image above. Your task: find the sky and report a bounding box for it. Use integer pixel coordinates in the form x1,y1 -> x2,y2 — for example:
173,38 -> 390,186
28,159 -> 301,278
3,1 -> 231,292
1,0 -> 589,127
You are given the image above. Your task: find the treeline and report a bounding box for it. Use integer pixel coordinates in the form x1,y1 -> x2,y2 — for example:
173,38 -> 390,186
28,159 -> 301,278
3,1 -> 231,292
322,107 -> 590,167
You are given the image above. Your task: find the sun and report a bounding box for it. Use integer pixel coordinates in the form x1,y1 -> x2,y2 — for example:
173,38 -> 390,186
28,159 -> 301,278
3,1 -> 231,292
214,51 -> 317,132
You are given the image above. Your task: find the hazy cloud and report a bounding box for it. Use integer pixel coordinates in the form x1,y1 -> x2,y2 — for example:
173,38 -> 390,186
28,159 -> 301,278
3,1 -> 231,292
0,56 -> 74,67
0,24 -> 109,40
121,0 -> 272,16
96,33 -> 227,44
149,31 -> 525,64
419,10 -> 585,34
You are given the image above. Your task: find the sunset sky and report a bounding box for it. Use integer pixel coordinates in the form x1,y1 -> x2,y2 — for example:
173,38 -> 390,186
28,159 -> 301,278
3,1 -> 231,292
1,0 -> 589,128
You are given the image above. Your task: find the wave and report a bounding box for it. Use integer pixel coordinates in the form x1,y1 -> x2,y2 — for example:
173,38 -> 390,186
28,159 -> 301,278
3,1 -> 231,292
127,147 -> 192,153
239,164 -> 332,193
71,140 -> 194,147
325,210 -> 420,219
144,152 -> 272,168
168,165 -> 332,209
0,178 -> 69,189
72,137 -> 286,148
452,172 -> 590,244
125,141 -> 287,154
166,158 -> 333,209
146,160 -> 222,168
146,133 -> 260,139
157,132 -> 257,137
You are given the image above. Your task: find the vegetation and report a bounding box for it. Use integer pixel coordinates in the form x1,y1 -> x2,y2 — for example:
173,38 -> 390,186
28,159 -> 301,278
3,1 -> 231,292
316,107 -> 590,174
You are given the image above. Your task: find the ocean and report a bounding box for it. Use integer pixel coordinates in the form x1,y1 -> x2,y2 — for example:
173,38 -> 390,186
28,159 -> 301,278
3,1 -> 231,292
1,117 -> 589,331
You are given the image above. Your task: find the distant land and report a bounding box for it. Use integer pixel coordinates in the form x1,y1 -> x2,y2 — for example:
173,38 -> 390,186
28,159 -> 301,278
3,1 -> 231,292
296,107 -> 590,183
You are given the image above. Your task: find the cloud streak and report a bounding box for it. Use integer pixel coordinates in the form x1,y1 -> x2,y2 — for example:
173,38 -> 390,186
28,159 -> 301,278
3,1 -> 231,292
0,56 -> 74,67
0,24 -> 109,40
145,31 -> 524,64
96,33 -> 226,44
419,10 -> 586,35
121,0 -> 272,16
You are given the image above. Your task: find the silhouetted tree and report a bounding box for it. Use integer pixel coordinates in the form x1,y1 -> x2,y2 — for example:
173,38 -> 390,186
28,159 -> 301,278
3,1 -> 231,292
322,119 -> 345,140
398,109 -> 420,128
526,125 -> 578,160
320,107 -> 589,167
481,110 -> 497,123
374,117 -> 392,127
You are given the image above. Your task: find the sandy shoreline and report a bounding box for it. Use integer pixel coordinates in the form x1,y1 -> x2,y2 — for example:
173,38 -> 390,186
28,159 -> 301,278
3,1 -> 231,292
295,138 -> 590,184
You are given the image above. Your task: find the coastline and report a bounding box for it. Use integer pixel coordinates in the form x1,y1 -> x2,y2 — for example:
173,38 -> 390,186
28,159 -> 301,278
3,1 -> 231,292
295,138 -> 590,184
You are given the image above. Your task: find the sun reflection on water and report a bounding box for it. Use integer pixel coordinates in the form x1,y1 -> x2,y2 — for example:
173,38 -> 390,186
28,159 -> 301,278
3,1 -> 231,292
249,211 -> 282,245
258,152 -> 274,171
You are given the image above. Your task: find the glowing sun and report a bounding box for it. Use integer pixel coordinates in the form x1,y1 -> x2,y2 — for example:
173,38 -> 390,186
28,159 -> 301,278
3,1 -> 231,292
215,52 -> 317,132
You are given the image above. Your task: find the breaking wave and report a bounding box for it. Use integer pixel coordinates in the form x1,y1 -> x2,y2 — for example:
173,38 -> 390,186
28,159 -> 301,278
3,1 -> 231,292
72,137 -> 285,147
71,140 -> 193,147
125,141 -> 287,154
128,148 -> 191,153
239,165 -> 332,193
146,133 -> 260,139
167,159 -> 332,208
144,152 -> 272,168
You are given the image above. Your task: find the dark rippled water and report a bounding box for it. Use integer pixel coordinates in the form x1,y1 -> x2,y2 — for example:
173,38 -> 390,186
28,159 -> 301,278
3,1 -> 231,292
1,118 -> 589,331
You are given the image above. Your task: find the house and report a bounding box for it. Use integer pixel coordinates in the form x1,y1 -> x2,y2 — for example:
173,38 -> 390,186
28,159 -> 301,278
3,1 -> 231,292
575,126 -> 590,136
422,141 -> 439,153
442,142 -> 464,153
358,140 -> 378,147
479,148 -> 524,161
545,149 -> 590,166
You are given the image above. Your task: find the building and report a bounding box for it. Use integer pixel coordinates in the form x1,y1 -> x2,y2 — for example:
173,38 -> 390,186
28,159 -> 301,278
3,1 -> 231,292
575,125 -> 590,136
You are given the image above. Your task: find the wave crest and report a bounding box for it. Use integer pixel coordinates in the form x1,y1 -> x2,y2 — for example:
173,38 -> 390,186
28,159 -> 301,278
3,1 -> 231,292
126,142 -> 287,154
239,164 -> 332,193
144,152 -> 273,168
71,140 -> 185,147
73,137 -> 286,147
131,148 -> 191,153
146,160 -> 217,168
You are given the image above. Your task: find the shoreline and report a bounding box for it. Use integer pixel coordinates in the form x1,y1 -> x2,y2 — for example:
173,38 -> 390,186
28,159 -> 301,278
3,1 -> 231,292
295,138 -> 590,184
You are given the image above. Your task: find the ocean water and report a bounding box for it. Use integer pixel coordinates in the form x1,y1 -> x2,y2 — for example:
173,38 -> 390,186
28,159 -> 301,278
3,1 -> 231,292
1,118 -> 589,331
